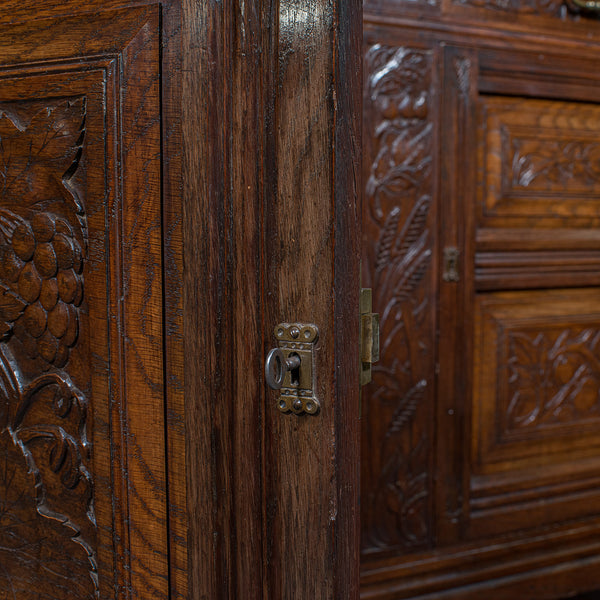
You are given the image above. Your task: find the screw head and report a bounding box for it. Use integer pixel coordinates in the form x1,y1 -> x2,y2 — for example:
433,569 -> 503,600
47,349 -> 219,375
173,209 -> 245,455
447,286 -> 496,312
292,399 -> 303,412
290,326 -> 300,339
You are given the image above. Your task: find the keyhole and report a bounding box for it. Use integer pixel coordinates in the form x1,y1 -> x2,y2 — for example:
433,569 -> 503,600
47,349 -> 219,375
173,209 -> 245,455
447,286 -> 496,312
289,352 -> 300,386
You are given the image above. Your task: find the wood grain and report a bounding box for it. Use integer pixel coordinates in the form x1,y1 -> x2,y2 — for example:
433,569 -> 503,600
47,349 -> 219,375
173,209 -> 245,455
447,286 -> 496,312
183,0 -> 230,596
184,0 -> 362,598
0,4 -> 174,598
0,2 -> 363,599
361,7 -> 600,600
264,0 -> 361,597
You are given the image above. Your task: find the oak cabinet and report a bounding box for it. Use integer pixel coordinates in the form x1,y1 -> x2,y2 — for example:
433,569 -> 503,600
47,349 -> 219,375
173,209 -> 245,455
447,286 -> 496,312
0,2 -> 363,599
361,4 -> 600,598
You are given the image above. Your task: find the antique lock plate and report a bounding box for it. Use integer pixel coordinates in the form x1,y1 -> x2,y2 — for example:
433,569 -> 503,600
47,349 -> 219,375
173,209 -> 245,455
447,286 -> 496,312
266,323 -> 320,415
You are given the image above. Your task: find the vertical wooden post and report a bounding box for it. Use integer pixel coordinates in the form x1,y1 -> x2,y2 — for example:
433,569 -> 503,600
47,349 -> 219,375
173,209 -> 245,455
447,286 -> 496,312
185,0 -> 362,596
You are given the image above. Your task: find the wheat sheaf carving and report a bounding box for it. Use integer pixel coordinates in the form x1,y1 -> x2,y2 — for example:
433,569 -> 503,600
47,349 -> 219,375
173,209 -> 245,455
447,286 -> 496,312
363,45 -> 434,550
0,98 -> 98,596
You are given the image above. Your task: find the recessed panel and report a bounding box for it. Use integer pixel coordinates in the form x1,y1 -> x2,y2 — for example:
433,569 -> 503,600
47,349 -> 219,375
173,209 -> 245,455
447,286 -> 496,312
474,289 -> 600,465
0,8 -> 166,598
478,97 -> 600,228
468,289 -> 600,537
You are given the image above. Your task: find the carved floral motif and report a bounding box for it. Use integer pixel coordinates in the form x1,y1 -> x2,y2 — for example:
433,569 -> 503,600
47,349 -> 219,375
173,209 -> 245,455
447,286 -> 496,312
511,137 -> 600,191
0,98 -> 96,596
506,327 -> 600,431
362,45 -> 434,552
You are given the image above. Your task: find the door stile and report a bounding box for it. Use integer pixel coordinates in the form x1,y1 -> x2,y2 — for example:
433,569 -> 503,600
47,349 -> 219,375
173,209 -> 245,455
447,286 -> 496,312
183,0 -> 362,596
436,45 -> 478,546
183,0 -> 235,597
263,0 -> 362,597
333,0 -> 362,597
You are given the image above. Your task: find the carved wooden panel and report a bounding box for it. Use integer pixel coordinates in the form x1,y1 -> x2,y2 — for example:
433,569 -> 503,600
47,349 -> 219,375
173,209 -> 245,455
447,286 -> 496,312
467,289 -> 600,537
474,289 -> 600,455
0,96 -> 96,597
0,7 -> 168,598
361,43 -> 437,555
360,17 -> 600,600
478,97 -> 600,228
505,326 -> 600,432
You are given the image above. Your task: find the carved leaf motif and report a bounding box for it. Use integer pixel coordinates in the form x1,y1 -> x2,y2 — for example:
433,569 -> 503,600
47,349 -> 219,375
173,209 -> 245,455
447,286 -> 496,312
385,380 -> 427,438
396,194 -> 431,264
393,247 -> 432,303
0,285 -> 25,340
375,207 -> 402,272
0,98 -> 86,218
0,96 -> 95,595
0,346 -> 97,595
506,328 -> 600,431
0,99 -> 87,370
372,435 -> 430,546
363,45 -> 434,552
512,139 -> 600,190
365,46 -> 433,221
0,439 -> 93,598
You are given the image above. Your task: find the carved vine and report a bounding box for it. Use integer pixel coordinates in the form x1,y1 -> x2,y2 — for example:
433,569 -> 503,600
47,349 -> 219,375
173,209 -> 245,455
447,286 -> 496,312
0,98 -> 97,595
511,137 -> 600,191
506,328 -> 600,431
363,45 -> 434,551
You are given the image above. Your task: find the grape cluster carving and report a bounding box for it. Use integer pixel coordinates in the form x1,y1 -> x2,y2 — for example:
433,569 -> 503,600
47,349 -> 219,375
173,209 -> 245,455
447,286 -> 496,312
0,209 -> 83,368
0,97 -> 96,595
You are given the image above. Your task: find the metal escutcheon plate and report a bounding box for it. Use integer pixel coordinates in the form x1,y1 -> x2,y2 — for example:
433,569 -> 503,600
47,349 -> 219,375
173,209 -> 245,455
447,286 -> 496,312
267,323 -> 320,416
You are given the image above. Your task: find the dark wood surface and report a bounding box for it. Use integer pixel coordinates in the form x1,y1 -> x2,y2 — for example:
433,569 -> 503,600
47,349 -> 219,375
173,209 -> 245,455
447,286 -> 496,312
361,1 -> 600,599
183,0 -> 361,596
0,5 -> 172,597
0,4 -> 186,598
187,0 -> 362,597
263,0 -> 361,596
0,1 -> 363,599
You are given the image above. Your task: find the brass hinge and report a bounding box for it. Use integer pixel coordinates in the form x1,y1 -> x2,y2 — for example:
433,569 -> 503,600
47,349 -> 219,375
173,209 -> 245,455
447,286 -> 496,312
360,288 -> 380,386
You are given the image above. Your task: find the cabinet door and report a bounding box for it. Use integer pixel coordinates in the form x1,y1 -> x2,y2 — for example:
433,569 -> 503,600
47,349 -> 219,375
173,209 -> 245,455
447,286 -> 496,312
437,46 -> 600,543
0,7 -> 170,598
361,28 -> 600,597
